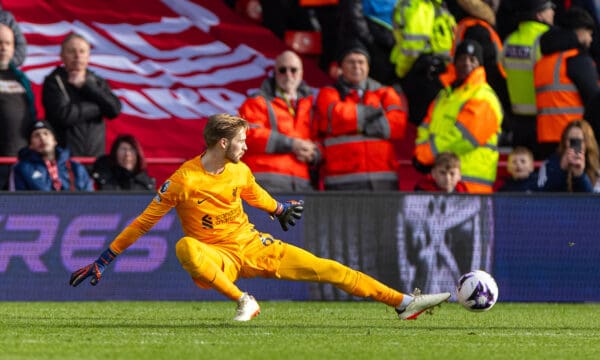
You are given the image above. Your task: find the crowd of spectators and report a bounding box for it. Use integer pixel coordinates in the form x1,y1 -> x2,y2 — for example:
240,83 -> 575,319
0,6 -> 149,193
231,0 -> 600,194
2,1 -> 600,194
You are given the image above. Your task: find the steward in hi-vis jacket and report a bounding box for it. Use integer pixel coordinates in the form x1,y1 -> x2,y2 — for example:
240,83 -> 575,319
414,40 -> 503,193
316,45 -> 407,190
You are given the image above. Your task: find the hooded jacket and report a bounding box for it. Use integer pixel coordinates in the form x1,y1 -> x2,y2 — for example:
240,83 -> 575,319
0,9 -> 27,66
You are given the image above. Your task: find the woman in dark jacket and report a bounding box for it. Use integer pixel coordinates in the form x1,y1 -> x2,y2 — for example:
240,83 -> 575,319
536,120 -> 599,192
92,134 -> 155,191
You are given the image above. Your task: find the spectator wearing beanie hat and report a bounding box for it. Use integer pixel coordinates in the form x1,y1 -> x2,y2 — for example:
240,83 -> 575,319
9,120 -> 94,191
337,44 -> 371,66
454,39 -> 484,72
414,39 -> 503,193
554,0 -> 600,76
452,0 -> 511,145
533,6 -> 600,159
314,43 -> 408,191
335,0 -> 397,85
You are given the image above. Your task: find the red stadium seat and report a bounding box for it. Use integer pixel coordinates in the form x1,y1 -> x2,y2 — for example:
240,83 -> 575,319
235,0 -> 263,24
284,30 -> 322,55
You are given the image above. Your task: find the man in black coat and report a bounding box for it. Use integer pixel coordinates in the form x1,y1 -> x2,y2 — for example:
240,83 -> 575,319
42,33 -> 121,158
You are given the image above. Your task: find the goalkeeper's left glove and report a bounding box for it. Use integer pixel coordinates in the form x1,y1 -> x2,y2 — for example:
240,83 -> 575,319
69,248 -> 117,287
272,200 -> 304,231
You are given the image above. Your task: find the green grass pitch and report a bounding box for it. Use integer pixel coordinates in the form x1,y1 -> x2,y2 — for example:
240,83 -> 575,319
1,301 -> 599,360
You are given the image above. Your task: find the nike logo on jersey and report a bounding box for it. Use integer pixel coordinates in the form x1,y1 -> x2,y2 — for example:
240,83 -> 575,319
197,198 -> 209,205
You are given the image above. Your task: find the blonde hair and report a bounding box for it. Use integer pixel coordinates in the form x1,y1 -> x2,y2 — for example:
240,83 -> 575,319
558,120 -> 600,190
203,114 -> 248,148
434,151 -> 461,171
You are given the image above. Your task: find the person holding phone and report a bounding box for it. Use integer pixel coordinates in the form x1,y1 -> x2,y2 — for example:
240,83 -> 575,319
536,119 -> 600,192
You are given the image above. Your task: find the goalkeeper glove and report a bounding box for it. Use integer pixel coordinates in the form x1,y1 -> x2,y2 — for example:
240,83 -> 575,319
272,200 -> 304,231
69,248 -> 117,287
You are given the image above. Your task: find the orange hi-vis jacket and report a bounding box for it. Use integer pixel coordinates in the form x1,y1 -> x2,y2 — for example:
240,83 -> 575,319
452,17 -> 506,77
239,79 -> 317,188
315,78 -> 407,188
534,48 -> 584,143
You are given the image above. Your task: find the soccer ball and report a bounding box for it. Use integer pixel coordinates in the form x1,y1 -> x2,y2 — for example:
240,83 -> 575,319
456,270 -> 499,312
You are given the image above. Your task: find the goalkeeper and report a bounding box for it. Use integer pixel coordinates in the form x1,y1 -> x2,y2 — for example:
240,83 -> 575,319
69,113 -> 450,321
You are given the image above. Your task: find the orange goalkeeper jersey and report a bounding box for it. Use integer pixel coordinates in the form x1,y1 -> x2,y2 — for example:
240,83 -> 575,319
109,154 -> 279,254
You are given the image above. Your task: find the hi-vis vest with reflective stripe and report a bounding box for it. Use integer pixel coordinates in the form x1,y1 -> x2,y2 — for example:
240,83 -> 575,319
534,48 -> 584,143
390,0 -> 455,78
315,81 -> 407,188
415,67 -> 502,193
240,91 -> 315,186
452,17 -> 505,77
502,21 -> 550,115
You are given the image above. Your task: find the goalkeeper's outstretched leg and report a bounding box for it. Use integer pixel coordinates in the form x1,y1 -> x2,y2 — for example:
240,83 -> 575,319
275,243 -> 450,320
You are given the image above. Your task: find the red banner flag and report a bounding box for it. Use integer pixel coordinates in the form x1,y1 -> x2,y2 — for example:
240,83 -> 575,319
8,0 -> 330,184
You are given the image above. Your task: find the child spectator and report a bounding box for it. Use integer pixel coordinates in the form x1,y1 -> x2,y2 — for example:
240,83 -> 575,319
499,146 -> 538,192
414,151 -> 468,192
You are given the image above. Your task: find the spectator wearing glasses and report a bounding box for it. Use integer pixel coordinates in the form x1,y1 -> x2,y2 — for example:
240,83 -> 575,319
315,44 -> 408,190
238,50 -> 321,192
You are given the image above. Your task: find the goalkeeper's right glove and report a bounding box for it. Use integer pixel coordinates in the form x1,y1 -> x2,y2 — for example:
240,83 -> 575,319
272,200 -> 304,231
69,248 -> 117,287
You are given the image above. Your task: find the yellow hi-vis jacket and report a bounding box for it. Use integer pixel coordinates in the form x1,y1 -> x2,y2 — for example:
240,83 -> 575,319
501,21 -> 550,116
390,0 -> 456,78
415,65 -> 503,193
